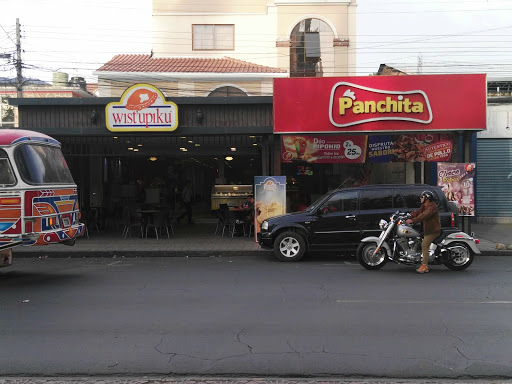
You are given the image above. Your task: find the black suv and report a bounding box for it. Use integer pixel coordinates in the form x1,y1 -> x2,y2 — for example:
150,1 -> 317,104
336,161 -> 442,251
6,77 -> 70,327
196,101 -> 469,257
257,184 -> 459,262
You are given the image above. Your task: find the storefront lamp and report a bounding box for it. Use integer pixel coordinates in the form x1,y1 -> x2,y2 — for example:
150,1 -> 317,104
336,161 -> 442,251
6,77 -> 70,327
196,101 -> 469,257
149,156 -> 158,162
196,110 -> 203,124
90,109 -> 98,124
225,156 -> 233,161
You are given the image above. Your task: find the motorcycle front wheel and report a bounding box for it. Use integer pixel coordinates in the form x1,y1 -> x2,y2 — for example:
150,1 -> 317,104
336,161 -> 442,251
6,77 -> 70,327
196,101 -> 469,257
444,242 -> 474,271
357,242 -> 387,270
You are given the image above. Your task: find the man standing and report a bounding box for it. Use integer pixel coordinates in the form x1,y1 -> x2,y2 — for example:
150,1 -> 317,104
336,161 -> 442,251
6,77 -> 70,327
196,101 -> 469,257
177,180 -> 193,224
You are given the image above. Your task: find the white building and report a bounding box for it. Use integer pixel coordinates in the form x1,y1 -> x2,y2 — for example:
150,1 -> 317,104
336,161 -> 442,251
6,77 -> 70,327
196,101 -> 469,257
95,0 -> 357,97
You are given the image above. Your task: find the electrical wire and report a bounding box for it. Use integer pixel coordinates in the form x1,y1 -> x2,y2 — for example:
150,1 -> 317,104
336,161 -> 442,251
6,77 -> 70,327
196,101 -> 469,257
2,1 -> 512,84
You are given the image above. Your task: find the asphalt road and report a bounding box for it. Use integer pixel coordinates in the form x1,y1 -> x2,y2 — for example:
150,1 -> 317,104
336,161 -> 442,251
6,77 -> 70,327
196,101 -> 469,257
1,254 -> 512,379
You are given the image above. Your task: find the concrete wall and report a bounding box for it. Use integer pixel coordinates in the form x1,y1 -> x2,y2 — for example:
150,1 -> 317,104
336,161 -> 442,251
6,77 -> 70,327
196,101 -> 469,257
98,79 -> 273,97
152,0 -> 356,75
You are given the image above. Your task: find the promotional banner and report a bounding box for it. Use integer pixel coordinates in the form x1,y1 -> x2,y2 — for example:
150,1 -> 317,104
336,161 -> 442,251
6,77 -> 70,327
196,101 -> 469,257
369,134 -> 453,162
281,135 -> 367,163
274,74 -> 486,134
437,163 -> 476,216
254,176 -> 286,240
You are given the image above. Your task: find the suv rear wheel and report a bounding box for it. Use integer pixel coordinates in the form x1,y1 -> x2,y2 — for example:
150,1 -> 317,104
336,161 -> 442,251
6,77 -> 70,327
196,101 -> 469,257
274,231 -> 306,262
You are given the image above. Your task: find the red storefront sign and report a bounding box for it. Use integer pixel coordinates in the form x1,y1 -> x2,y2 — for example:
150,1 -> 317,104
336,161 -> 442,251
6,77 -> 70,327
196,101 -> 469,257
273,75 -> 486,134
281,135 -> 367,163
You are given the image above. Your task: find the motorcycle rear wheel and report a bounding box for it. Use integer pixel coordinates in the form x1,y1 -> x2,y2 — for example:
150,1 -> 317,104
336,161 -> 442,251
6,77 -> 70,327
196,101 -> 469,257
444,242 -> 474,271
357,242 -> 387,270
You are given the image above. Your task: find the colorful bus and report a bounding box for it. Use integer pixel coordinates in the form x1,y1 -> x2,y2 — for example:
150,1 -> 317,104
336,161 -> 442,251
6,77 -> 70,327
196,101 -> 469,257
0,129 -> 84,267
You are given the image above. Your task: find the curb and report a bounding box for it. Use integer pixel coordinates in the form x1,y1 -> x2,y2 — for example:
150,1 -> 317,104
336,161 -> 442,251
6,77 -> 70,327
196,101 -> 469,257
14,250 -> 275,258
480,250 -> 512,256
12,249 -> 512,258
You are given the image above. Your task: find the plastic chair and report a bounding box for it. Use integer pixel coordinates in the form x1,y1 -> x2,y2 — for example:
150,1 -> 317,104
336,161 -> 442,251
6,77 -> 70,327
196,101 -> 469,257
83,209 -> 100,239
121,206 -> 143,238
145,210 -> 170,239
247,221 -> 255,237
165,209 -> 175,236
221,210 -> 237,237
214,204 -> 229,235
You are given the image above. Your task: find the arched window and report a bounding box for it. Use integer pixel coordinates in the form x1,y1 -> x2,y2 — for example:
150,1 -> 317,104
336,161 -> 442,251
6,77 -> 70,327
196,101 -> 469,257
208,86 -> 248,97
290,18 -> 333,78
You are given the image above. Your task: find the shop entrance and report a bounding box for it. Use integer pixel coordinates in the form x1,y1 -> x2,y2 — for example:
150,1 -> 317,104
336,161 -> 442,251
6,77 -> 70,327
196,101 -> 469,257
57,134 -> 264,226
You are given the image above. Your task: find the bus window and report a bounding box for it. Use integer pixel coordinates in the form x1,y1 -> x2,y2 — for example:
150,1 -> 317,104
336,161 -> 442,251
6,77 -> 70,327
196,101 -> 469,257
0,149 -> 16,186
14,144 -> 74,185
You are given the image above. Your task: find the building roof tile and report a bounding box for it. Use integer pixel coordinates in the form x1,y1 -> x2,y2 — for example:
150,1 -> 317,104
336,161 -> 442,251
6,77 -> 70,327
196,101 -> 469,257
97,55 -> 287,74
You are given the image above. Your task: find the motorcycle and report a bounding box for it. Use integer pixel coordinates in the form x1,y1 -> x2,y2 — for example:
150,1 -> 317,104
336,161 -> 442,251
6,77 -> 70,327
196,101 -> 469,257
357,211 -> 480,271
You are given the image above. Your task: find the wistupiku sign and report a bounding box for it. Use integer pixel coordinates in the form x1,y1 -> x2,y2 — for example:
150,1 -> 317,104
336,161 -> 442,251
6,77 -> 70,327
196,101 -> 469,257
106,84 -> 178,132
273,74 -> 486,134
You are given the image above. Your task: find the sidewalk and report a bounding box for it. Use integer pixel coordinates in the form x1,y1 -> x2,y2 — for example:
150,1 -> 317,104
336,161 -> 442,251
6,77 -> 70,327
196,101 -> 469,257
13,221 -> 512,258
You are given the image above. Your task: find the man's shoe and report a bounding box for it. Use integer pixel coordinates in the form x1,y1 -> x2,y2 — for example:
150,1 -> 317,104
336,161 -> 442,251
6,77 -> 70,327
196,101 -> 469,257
416,264 -> 429,274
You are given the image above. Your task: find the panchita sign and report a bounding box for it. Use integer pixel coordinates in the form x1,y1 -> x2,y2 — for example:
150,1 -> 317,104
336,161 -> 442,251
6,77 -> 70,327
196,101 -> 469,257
106,84 -> 178,132
329,82 -> 433,128
273,74 -> 486,134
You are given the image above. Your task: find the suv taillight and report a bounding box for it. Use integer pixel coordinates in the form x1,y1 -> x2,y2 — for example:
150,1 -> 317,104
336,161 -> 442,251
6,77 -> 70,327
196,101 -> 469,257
451,213 -> 455,227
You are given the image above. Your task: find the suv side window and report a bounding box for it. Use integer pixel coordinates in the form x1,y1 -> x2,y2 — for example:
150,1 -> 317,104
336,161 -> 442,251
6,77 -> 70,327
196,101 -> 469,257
360,189 -> 406,210
401,187 -> 448,212
319,191 -> 358,214
432,190 -> 448,212
401,187 -> 424,209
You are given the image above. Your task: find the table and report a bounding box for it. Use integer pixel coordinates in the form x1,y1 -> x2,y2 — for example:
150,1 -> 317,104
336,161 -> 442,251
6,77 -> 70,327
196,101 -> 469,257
136,209 -> 160,235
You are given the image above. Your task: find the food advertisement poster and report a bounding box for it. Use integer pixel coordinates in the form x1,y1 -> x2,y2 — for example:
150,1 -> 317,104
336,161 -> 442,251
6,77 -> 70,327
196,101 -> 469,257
254,176 -> 286,241
369,134 -> 453,162
281,135 -> 367,163
437,163 -> 476,216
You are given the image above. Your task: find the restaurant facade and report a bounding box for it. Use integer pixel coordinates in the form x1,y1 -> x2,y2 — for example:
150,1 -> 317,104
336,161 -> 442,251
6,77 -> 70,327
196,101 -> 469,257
9,73 -> 487,231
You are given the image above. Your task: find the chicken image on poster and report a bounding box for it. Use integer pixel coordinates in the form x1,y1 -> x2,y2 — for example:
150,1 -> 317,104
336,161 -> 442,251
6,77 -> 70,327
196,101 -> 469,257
282,136 -> 317,161
254,176 -> 286,240
391,134 -> 452,162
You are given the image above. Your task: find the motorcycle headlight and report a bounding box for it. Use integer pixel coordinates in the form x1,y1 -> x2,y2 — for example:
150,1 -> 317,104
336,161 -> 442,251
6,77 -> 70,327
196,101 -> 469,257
379,219 -> 387,229
261,220 -> 269,231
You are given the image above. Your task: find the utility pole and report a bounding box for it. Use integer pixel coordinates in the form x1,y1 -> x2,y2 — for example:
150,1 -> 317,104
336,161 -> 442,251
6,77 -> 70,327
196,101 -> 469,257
416,54 -> 423,75
16,18 -> 22,98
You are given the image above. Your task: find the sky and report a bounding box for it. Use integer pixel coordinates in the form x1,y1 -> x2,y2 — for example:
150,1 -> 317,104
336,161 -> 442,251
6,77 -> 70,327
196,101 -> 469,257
1,0 -> 512,85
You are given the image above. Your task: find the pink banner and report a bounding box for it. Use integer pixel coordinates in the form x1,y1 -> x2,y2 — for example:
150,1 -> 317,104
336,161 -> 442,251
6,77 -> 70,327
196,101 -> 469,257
437,163 -> 476,216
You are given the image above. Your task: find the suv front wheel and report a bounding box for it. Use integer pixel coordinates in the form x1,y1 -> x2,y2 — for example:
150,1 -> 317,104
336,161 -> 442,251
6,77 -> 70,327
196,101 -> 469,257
274,231 -> 306,262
